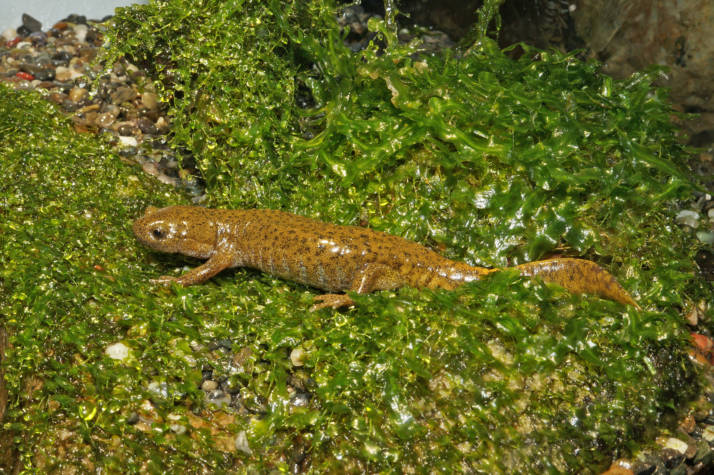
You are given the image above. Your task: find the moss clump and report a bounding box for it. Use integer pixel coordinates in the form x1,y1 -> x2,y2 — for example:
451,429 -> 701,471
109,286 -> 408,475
1,0 -> 711,472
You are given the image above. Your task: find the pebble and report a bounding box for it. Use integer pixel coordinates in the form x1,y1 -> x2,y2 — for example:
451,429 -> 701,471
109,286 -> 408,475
697,231 -> 714,245
662,437 -> 689,454
74,24 -> 88,43
96,111 -> 118,128
117,122 -> 138,136
22,14 -> 43,34
703,425 -> 714,442
112,86 -> 136,104
201,380 -> 219,391
105,342 -> 130,360
119,136 -> 138,147
234,431 -> 252,455
290,347 -> 306,367
290,391 -> 310,407
141,91 -> 158,110
68,86 -> 88,102
54,66 -> 82,82
676,209 -> 700,228
167,413 -> 187,435
1,28 -> 17,41
137,117 -> 158,135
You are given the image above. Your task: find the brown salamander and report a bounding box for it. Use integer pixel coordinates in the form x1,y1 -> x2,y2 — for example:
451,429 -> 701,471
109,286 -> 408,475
132,205 -> 639,310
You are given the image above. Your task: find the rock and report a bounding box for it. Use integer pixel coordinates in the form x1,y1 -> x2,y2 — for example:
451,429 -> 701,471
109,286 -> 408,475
62,14 -> 87,25
141,91 -> 158,110
54,66 -> 82,82
1,28 -> 17,41
96,111 -> 118,128
28,31 -> 47,46
662,437 -> 688,454
290,347 -> 306,367
136,117 -> 157,135
234,431 -> 252,455
155,116 -> 170,132
47,92 -> 68,105
112,86 -> 136,104
68,86 -> 88,103
20,64 -> 53,81
201,380 -> 218,391
117,122 -> 138,136
73,25 -> 88,44
676,210 -> 700,228
118,136 -> 138,148
105,342 -> 130,360
168,414 -> 187,435
572,1 -> 714,140
21,14 -> 43,34
697,231 -> 714,245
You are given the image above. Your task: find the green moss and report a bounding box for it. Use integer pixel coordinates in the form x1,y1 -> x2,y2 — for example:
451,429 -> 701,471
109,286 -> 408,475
1,0 -> 712,472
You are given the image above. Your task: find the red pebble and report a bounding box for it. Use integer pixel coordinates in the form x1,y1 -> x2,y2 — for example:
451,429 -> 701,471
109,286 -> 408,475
16,71 -> 34,81
6,37 -> 21,48
691,332 -> 713,352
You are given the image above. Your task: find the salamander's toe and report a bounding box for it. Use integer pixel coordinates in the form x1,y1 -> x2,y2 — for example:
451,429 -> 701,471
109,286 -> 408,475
311,293 -> 355,311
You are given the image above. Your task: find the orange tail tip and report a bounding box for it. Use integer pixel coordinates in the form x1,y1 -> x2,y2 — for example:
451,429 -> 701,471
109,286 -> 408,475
515,258 -> 640,309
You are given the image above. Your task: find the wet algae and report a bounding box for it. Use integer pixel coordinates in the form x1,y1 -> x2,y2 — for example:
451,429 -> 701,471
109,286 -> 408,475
1,0 -> 712,472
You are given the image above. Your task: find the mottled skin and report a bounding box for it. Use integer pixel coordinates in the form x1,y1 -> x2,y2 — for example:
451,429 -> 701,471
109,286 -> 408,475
133,205 -> 639,310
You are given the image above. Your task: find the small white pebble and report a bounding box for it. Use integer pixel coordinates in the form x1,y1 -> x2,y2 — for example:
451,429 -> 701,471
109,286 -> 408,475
105,342 -> 130,360
703,425 -> 714,442
696,231 -> 714,245
235,431 -> 252,455
290,347 -> 306,367
74,24 -> 88,43
118,136 -> 138,147
167,413 -> 186,434
675,210 -> 700,228
708,208 -> 714,220
201,380 -> 218,391
1,28 -> 17,41
663,437 -> 688,454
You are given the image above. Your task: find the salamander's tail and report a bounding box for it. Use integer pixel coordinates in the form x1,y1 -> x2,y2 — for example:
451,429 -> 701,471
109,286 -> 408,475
513,258 -> 640,309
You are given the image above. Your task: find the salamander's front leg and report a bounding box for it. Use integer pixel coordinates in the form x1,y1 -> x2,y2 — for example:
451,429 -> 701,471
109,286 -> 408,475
311,262 -> 404,311
152,251 -> 234,286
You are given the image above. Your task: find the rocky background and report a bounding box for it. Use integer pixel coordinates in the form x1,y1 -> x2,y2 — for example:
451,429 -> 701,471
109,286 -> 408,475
398,0 -> 714,168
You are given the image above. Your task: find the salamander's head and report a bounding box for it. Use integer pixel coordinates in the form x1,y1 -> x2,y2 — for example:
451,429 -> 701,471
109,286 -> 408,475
133,205 -> 216,258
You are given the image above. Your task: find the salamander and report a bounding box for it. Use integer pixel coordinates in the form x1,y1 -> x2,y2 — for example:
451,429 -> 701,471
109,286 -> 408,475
132,205 -> 639,310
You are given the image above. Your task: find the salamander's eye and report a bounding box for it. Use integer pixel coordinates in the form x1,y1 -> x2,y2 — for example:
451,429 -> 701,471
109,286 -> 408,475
151,228 -> 166,239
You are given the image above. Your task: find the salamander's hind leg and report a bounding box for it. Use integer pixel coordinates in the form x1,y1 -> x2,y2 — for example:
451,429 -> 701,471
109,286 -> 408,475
515,258 -> 640,308
311,263 -> 405,311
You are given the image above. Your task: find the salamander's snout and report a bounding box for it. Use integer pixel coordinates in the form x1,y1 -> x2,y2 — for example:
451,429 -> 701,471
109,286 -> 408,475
132,206 -> 177,252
